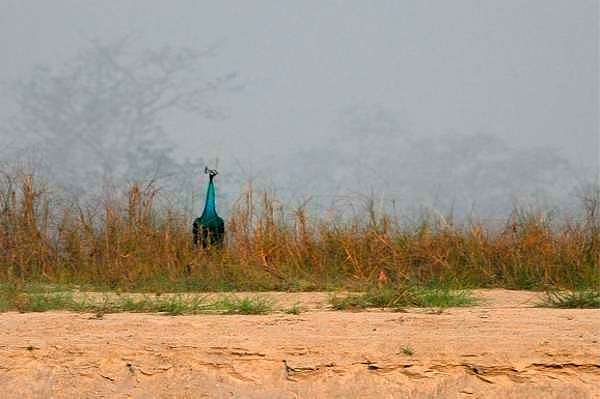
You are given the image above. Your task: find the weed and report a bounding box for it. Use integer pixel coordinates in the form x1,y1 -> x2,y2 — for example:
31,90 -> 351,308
284,302 -> 303,315
211,296 -> 273,315
152,295 -> 209,315
400,346 -> 414,356
0,288 -> 222,315
414,287 -> 475,308
329,294 -> 371,310
329,285 -> 475,310
541,289 -> 600,308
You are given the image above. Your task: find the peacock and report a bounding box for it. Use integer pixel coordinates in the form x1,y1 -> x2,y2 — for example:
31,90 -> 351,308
193,167 -> 225,248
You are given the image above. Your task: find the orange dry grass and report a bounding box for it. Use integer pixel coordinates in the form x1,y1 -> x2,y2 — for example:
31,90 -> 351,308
0,174 -> 598,291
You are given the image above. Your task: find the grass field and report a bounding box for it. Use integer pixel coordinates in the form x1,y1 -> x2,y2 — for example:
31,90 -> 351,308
1,173 -> 599,312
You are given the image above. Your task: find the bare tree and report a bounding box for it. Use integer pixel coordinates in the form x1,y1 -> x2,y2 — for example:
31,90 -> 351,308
4,36 -> 238,195
275,105 -> 576,219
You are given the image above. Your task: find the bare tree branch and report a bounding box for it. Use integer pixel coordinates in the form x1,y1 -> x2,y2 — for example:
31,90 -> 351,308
4,37 -> 237,193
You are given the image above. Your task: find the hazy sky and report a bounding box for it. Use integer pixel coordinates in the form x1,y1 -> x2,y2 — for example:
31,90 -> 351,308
1,0 -> 598,173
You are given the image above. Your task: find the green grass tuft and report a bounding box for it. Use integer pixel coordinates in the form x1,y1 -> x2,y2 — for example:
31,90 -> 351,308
0,285 -> 278,315
210,295 -> 274,315
400,345 -> 414,356
284,302 -> 303,315
329,285 -> 475,311
541,289 -> 600,308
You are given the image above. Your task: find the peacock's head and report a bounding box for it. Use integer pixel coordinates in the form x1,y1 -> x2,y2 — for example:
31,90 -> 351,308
205,167 -> 218,179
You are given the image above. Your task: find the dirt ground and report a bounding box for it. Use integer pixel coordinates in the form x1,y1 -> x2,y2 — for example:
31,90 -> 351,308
0,289 -> 599,398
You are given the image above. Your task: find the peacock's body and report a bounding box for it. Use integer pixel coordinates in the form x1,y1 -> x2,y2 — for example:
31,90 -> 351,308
193,168 -> 225,248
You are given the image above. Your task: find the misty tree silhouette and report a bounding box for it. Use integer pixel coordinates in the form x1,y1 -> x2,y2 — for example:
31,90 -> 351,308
4,36 -> 238,195
275,104 -> 575,218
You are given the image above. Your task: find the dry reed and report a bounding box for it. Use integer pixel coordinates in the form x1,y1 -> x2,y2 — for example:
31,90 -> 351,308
0,173 -> 598,291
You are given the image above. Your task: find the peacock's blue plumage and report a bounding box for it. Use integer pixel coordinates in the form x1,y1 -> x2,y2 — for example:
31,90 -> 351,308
200,176 -> 218,221
193,169 -> 225,248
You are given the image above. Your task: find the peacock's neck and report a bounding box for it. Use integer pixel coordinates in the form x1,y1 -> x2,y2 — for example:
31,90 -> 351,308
201,176 -> 218,219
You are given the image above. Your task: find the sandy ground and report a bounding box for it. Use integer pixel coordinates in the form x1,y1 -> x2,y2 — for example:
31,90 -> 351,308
0,289 -> 599,399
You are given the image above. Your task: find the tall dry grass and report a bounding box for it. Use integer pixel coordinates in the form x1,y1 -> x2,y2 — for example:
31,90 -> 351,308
0,172 -> 598,291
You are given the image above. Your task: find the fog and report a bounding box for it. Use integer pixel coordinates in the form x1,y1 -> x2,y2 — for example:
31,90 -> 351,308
0,0 -> 598,218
